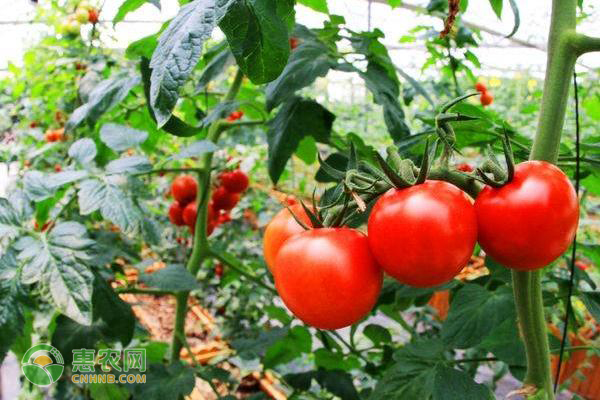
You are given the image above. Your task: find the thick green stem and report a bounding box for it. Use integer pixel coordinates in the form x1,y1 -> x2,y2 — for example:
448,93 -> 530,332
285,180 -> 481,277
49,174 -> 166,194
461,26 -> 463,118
512,0 -> 599,398
170,69 -> 245,363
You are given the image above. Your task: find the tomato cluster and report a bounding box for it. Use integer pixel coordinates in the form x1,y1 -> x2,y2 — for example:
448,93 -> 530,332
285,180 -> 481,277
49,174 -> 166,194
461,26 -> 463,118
289,37 -> 299,50
168,169 -> 249,237
475,82 -> 493,106
263,161 -> 579,330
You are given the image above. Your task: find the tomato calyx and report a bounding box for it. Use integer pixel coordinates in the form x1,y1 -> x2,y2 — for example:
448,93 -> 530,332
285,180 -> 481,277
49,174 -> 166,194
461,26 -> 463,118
475,130 -> 516,188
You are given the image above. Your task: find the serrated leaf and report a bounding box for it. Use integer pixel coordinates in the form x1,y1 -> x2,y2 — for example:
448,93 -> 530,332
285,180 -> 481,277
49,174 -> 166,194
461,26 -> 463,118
100,123 -> 149,151
0,198 -> 22,239
24,171 -> 55,201
69,138 -> 97,164
67,76 -> 140,131
106,156 -> 152,174
78,179 -> 142,234
130,362 -> 195,400
149,0 -> 235,127
173,140 -> 218,160
263,325 -> 312,368
267,97 -> 334,183
114,0 -> 161,25
0,249 -> 25,362
265,25 -> 335,111
140,264 -> 199,291
93,275 -> 135,345
316,369 -> 360,400
219,0 -> 292,84
441,285 -> 514,349
369,339 -> 443,399
433,365 -> 494,399
48,171 -> 89,188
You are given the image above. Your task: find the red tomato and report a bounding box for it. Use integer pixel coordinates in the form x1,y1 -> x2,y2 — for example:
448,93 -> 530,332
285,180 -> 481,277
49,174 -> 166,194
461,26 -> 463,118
221,169 -> 249,193
182,202 -> 197,226
88,9 -> 99,24
215,263 -> 224,278
480,92 -> 493,106
217,211 -> 232,224
475,161 -> 579,270
274,228 -> 382,330
168,201 -> 185,226
212,186 -> 239,211
457,163 -> 474,173
575,260 -> 590,271
171,175 -> 197,205
54,164 -> 62,172
368,181 -> 477,287
289,37 -> 299,50
475,82 -> 487,93
263,203 -> 312,272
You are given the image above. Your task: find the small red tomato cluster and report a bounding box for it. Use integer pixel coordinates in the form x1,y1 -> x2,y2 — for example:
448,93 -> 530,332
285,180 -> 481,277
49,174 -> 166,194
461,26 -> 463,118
167,169 -> 249,237
475,82 -> 493,106
226,110 -> 243,122
264,161 -> 579,330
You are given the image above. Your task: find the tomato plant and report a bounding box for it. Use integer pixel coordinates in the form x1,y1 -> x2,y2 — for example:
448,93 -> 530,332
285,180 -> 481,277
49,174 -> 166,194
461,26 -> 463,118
0,0 -> 598,399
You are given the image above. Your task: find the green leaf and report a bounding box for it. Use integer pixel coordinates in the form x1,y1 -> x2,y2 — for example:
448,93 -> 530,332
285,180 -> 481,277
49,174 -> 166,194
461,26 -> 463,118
441,285 -> 514,349
69,139 -> 97,165
66,76 -> 140,131
139,58 -> 198,137
196,43 -> 233,90
267,97 -> 335,183
100,123 -> 149,152
114,0 -> 161,25
295,136 -> 318,165
488,0 -> 503,18
219,0 -> 293,84
369,339 -> 444,399
363,324 -> 392,345
314,349 -> 360,371
478,317 -> 526,366
360,61 -> 410,141
297,0 -> 328,13
140,264 -> 200,291
0,249 -> 25,362
173,140 -> 218,160
263,325 -> 312,368
93,275 -> 135,346
0,198 -> 23,239
106,156 -> 152,174
581,291 -> 600,323
265,25 -> 336,110
315,369 -> 360,400
149,0 -> 235,127
52,315 -> 104,364
89,381 -> 130,400
230,327 -> 287,360
78,179 -> 142,235
433,365 -> 494,399
284,371 -> 314,391
130,362 -> 195,400
127,34 -> 159,60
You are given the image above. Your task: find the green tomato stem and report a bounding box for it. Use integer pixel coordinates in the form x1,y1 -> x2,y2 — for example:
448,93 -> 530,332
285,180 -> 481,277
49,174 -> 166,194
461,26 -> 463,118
170,69 -> 245,364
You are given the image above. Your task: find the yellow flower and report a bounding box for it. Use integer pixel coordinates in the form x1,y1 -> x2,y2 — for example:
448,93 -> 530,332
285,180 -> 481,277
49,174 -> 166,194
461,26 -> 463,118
489,77 -> 501,88
527,79 -> 538,91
